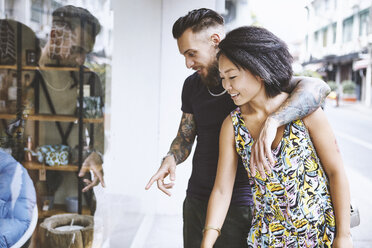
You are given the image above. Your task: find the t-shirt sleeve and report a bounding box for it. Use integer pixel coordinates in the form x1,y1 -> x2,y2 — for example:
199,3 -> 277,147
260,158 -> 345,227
181,75 -> 194,114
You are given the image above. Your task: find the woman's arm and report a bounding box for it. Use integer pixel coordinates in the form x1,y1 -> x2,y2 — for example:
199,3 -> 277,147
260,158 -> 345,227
201,116 -> 239,248
303,108 -> 352,247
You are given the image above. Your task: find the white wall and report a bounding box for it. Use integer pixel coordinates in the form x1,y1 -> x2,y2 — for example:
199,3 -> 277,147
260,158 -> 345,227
106,0 -> 163,213
157,0 -> 217,214
106,0 -> 217,215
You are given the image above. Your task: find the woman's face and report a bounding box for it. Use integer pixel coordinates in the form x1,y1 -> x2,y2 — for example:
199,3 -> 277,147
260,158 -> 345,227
218,54 -> 263,106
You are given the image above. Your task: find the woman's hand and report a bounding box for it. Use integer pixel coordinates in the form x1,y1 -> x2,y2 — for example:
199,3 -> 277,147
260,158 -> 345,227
249,117 -> 279,179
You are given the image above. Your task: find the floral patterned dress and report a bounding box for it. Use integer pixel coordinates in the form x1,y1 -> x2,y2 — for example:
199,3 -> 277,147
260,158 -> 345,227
230,108 -> 335,247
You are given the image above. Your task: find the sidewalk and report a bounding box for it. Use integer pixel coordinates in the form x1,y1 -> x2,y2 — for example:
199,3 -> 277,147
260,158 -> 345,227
327,98 -> 372,116
326,99 -> 372,248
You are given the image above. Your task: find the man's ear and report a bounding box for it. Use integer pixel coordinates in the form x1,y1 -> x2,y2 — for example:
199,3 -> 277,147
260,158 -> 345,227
210,33 -> 221,47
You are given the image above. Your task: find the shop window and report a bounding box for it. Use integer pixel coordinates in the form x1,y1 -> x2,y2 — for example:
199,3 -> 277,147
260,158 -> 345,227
0,2 -> 111,247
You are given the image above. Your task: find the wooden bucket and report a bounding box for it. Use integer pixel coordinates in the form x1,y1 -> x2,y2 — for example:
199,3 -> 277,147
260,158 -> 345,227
39,214 -> 94,248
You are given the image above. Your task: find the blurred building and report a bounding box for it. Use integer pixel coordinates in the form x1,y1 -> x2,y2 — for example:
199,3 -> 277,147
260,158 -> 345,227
223,0 -> 252,31
302,0 -> 372,106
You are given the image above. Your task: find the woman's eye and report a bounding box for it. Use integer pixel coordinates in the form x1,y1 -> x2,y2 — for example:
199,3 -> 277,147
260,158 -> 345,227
229,76 -> 236,80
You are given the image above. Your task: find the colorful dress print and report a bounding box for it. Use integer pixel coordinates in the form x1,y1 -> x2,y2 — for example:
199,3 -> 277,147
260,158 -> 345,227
230,108 -> 335,247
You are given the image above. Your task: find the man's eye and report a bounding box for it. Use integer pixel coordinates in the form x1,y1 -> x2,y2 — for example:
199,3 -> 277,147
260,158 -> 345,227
229,76 -> 237,80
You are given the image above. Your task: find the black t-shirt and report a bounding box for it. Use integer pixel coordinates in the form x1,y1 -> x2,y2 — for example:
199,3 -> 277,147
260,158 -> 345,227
181,72 -> 252,206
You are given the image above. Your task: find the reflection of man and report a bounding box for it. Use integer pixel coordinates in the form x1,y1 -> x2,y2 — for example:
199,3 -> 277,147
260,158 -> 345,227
146,9 -> 330,247
31,5 -> 105,212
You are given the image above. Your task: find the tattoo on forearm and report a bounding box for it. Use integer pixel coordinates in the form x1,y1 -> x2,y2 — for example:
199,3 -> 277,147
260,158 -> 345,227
271,81 -> 330,126
169,113 -> 196,165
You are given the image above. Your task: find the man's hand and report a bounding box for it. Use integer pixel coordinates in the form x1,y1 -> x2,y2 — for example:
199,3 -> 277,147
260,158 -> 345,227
145,155 -> 176,196
78,151 -> 105,192
249,117 -> 279,179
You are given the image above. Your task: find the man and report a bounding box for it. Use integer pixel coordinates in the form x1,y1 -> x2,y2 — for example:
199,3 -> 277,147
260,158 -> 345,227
31,5 -> 105,213
146,8 -> 330,247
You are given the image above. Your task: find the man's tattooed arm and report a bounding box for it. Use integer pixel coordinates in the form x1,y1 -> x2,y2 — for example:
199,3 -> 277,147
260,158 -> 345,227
270,76 -> 331,125
249,77 -> 330,177
169,113 -> 197,165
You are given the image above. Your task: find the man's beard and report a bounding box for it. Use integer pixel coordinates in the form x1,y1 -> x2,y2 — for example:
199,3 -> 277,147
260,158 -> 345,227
200,61 -> 221,88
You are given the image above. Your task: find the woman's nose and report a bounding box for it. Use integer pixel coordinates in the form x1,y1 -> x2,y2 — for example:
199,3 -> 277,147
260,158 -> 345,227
222,80 -> 231,91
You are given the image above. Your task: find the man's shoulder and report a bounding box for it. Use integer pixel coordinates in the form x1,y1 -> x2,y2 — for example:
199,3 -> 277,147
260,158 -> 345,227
184,72 -> 201,85
183,72 -> 202,92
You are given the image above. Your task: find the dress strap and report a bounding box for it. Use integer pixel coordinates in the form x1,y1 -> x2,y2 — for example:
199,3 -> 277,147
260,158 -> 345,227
230,107 -> 253,173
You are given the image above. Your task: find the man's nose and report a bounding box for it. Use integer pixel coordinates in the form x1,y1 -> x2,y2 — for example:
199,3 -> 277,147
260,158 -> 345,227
185,58 -> 194,69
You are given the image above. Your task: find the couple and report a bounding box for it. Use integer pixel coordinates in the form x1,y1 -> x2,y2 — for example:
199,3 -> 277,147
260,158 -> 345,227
146,8 -> 352,248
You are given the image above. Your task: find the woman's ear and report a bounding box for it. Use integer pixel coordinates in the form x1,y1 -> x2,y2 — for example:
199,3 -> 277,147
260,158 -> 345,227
256,75 -> 264,83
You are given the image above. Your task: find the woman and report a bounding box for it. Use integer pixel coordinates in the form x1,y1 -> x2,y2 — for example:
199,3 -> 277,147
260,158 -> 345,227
201,26 -> 352,247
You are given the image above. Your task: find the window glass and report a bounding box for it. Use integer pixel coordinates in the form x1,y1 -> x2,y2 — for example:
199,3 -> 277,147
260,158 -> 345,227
343,16 -> 353,43
332,23 -> 337,44
322,27 -> 328,47
314,30 -> 319,47
0,1 -> 111,247
31,0 -> 43,23
359,8 -> 369,37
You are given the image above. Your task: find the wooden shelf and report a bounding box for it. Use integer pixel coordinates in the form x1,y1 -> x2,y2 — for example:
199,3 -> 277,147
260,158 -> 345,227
0,113 -> 104,123
0,65 -> 17,70
23,161 -> 79,172
23,66 -> 90,72
0,65 -> 91,71
0,113 -> 16,119
38,204 -> 91,219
